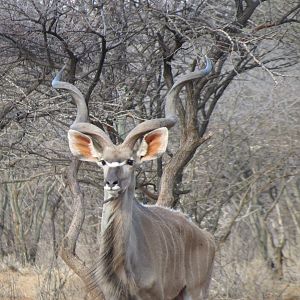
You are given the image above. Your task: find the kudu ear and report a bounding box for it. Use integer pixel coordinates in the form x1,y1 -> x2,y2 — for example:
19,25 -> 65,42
68,129 -> 102,161
137,127 -> 168,162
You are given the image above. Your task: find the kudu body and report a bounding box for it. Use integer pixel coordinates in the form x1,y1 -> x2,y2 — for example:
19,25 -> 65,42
53,58 -> 215,300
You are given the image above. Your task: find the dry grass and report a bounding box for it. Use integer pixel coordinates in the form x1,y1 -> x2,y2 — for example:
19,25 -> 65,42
0,262 -> 85,300
0,257 -> 299,300
211,256 -> 300,300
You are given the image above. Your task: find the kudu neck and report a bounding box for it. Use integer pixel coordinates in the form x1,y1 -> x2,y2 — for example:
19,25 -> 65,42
99,172 -> 137,295
101,172 -> 136,233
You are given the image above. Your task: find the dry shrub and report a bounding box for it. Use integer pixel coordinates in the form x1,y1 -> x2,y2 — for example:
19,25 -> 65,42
0,258 -> 85,300
211,250 -> 300,300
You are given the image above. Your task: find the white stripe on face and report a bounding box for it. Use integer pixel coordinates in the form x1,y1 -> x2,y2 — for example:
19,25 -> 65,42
97,160 -> 127,167
97,158 -> 134,168
105,161 -> 126,167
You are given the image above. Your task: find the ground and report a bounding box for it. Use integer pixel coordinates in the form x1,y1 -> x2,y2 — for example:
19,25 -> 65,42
0,265 -> 299,300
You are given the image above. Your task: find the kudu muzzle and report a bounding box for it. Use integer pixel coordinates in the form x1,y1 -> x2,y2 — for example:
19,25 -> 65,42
104,167 -> 121,191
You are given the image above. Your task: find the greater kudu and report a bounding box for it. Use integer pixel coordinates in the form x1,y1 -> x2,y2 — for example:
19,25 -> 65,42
52,58 -> 215,300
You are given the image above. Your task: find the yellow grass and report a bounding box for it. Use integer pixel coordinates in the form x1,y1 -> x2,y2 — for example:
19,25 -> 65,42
0,262 -> 299,300
0,265 -> 85,300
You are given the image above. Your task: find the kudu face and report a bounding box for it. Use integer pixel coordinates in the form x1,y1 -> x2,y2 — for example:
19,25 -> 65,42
68,127 -> 169,197
100,153 -> 134,196
97,146 -> 136,196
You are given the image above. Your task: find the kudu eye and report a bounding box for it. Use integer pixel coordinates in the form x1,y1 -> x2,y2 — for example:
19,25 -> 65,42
127,159 -> 134,166
100,160 -> 106,166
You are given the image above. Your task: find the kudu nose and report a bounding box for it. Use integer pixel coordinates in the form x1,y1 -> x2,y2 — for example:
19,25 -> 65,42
106,180 -> 119,188
105,168 -> 120,190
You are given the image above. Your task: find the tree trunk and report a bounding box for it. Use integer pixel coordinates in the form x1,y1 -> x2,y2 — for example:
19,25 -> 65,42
59,158 -> 104,299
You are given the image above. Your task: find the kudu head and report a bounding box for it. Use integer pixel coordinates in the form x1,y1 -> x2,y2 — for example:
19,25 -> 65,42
52,58 -> 212,198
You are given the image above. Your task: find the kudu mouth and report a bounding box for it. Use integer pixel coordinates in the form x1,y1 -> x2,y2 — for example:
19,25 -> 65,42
103,174 -> 140,205
103,186 -> 124,204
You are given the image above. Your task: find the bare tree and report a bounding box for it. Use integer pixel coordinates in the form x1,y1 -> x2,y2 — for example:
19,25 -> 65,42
0,0 -> 299,298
